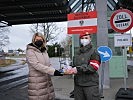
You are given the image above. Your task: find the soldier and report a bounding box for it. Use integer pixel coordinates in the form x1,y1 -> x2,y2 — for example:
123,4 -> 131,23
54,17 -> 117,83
73,32 -> 101,100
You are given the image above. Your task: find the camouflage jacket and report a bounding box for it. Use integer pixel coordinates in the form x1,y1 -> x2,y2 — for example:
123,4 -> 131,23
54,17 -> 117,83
73,44 -> 101,86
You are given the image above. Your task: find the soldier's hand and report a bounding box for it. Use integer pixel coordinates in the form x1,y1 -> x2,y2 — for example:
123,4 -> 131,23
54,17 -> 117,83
64,67 -> 77,75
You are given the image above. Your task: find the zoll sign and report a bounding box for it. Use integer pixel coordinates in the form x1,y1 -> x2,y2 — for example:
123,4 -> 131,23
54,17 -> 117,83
67,11 -> 97,34
110,9 -> 133,33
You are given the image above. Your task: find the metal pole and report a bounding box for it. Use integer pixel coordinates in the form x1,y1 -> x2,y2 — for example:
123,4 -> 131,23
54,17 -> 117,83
96,0 -> 110,89
72,35 -> 75,63
130,29 -> 133,57
122,46 -> 127,90
100,62 -> 104,98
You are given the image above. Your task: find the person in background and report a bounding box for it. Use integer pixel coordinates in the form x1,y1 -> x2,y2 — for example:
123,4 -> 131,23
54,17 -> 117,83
26,33 -> 63,100
72,32 -> 101,100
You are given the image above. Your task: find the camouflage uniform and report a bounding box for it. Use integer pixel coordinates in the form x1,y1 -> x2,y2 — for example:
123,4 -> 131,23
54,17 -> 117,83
73,44 -> 101,100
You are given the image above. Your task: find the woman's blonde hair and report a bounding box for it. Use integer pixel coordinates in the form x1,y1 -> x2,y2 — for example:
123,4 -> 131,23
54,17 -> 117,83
32,33 -> 46,48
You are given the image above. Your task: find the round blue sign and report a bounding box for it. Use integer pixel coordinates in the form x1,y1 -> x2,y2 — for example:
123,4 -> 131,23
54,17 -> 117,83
97,46 -> 112,62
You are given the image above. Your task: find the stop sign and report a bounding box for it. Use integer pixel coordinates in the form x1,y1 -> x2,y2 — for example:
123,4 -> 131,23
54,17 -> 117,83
110,9 -> 133,33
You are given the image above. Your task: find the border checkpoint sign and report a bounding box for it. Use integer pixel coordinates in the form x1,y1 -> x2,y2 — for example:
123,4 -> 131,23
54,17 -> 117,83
67,11 -> 97,34
110,9 -> 133,33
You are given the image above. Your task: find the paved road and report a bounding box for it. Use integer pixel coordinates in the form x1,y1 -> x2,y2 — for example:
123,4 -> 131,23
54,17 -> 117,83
0,57 -> 133,100
0,57 -> 62,92
0,57 -> 70,100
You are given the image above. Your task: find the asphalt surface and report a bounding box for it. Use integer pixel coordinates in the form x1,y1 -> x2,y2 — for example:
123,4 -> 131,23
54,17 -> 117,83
0,57 -> 133,100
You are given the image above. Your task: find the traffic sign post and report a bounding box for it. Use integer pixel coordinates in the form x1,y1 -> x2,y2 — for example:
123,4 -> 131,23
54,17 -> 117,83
97,46 -> 112,98
114,33 -> 132,91
122,46 -> 127,90
112,21 -> 133,99
110,9 -> 133,92
110,9 -> 133,33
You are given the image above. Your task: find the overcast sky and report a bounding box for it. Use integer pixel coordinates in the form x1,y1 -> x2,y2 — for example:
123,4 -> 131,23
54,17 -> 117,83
3,22 -> 67,52
2,22 -> 133,52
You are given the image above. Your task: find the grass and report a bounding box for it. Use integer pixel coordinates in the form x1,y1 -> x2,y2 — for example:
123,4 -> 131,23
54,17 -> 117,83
0,59 -> 16,67
8,54 -> 26,58
21,59 -> 27,65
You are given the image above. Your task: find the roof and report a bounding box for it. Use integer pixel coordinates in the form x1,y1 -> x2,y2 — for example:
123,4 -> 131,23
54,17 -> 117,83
0,0 -> 71,26
0,0 -> 132,26
116,0 -> 133,11
69,0 -> 133,12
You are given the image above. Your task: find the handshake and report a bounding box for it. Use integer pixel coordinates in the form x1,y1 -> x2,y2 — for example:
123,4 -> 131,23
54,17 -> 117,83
59,66 -> 77,75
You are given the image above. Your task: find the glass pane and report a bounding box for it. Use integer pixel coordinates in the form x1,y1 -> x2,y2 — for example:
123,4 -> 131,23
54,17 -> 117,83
108,36 -> 122,56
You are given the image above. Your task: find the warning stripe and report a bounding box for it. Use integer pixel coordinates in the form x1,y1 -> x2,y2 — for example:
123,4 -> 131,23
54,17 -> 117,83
68,26 -> 97,34
67,18 -> 97,27
89,60 -> 100,70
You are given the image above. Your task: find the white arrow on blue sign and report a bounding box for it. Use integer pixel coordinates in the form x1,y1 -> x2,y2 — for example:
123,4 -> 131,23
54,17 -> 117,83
97,46 -> 112,62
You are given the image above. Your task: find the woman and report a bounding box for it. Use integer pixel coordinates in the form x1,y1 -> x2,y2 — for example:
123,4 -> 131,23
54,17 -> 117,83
26,33 -> 63,100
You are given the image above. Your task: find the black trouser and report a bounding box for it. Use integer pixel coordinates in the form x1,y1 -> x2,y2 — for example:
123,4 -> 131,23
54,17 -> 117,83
74,85 -> 101,100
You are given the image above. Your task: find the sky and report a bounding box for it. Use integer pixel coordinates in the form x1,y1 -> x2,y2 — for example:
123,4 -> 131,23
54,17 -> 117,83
3,22 -> 68,52
2,22 -> 133,52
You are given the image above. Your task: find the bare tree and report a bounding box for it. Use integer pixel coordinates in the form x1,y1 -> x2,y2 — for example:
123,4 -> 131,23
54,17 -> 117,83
60,35 -> 72,56
60,35 -> 72,48
0,26 -> 10,49
30,22 -> 65,42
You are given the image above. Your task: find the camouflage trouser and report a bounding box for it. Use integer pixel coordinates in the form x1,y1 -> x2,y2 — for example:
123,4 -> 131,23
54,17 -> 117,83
74,85 -> 101,100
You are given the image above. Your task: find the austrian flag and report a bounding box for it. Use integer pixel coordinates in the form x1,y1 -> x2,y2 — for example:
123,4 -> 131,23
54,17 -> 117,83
67,11 -> 97,34
90,60 -> 100,71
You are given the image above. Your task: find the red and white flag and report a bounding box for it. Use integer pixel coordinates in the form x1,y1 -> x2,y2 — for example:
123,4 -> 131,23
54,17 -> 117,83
67,11 -> 97,34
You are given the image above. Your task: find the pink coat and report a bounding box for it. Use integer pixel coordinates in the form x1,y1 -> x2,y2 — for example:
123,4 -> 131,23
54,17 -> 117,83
26,45 -> 55,100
